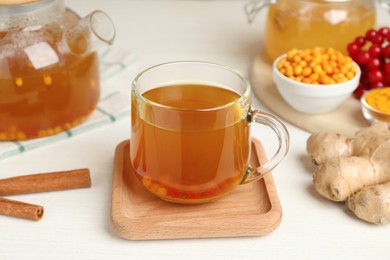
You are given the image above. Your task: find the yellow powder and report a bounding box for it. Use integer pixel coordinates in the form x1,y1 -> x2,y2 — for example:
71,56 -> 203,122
364,87 -> 390,114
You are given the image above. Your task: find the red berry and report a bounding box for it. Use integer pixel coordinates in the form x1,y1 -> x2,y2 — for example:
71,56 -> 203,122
347,42 -> 360,56
372,35 -> 384,45
354,84 -> 367,99
382,45 -> 390,58
346,28 -> 390,100
379,27 -> 390,37
369,44 -> 382,58
384,74 -> 390,85
365,29 -> 377,41
368,69 -> 384,83
354,36 -> 366,47
384,63 -> 390,75
371,81 -> 385,89
355,51 -> 371,65
367,58 -> 382,70
350,54 -> 358,63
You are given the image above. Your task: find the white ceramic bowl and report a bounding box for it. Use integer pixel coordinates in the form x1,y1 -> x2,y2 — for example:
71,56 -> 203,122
272,55 -> 361,114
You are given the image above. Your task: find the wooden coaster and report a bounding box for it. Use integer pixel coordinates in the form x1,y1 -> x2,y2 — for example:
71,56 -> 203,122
110,138 -> 282,240
250,52 -> 370,136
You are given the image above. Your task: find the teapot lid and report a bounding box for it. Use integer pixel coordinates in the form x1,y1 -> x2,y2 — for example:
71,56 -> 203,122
0,0 -> 63,31
0,0 -> 40,5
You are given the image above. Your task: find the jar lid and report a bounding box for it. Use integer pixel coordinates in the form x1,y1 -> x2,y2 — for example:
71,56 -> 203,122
0,0 -> 40,5
0,0 -> 63,31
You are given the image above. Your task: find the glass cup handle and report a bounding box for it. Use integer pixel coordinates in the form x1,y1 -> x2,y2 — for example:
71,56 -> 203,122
241,109 -> 290,184
244,0 -> 278,23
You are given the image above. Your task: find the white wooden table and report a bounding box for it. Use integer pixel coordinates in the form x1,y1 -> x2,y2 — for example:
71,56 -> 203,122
1,1 -> 389,259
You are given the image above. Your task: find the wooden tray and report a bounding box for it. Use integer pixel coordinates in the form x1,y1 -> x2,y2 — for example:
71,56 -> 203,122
249,52 -> 370,136
110,139 -> 282,240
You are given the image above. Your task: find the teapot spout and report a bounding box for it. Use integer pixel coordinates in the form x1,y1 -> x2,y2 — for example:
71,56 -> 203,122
63,10 -> 116,56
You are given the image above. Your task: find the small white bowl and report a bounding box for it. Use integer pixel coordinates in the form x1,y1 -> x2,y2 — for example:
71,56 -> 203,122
272,55 -> 361,114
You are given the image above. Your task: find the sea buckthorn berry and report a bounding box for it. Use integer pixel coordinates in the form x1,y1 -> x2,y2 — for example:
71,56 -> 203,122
15,77 -> 23,87
299,60 -> 308,67
286,69 -> 294,77
277,47 -> 356,85
293,55 -> 301,63
314,65 -> 323,74
142,176 -> 152,188
309,73 -> 319,82
346,72 -> 355,80
302,67 -> 312,76
157,187 -> 168,197
302,78 -> 312,84
294,65 -> 303,75
320,75 -> 330,84
323,64 -> 333,74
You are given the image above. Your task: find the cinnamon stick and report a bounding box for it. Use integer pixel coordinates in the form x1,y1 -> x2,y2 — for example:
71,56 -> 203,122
0,198 -> 44,221
0,168 -> 91,196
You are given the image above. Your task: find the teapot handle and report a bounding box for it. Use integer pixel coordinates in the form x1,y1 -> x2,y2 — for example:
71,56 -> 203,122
244,0 -> 278,24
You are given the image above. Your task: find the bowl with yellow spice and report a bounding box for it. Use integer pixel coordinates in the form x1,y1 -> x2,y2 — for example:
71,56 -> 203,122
361,87 -> 390,123
272,48 -> 361,114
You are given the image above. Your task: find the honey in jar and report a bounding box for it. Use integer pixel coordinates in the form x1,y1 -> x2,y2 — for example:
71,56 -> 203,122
263,0 -> 376,62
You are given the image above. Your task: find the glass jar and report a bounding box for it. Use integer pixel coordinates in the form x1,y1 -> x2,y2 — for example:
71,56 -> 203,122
0,0 -> 115,141
246,0 -> 376,62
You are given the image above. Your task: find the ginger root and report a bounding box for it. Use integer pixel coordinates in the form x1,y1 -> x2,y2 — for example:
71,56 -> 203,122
311,134 -> 390,202
307,121 -> 390,165
347,182 -> 390,224
306,122 -> 390,224
313,156 -> 378,201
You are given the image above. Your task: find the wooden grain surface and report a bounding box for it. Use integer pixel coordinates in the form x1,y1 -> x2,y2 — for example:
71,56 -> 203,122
110,139 -> 282,240
250,53 -> 370,136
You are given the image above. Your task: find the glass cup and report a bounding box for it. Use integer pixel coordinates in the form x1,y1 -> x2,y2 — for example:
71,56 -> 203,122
130,61 -> 289,204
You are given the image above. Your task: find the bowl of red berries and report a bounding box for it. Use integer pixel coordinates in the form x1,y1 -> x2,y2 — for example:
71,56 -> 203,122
347,27 -> 390,99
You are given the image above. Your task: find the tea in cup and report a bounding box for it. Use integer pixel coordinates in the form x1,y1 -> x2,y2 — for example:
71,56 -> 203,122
130,61 -> 289,204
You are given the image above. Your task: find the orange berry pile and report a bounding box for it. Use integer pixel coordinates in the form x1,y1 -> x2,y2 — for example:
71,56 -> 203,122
276,47 -> 357,85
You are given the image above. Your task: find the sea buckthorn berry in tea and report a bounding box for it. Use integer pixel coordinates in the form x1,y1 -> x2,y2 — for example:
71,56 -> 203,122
131,84 -> 249,204
277,48 -> 356,85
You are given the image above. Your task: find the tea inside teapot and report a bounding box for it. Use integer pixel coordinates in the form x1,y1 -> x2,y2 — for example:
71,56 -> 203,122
245,0 -> 376,62
0,0 -> 115,140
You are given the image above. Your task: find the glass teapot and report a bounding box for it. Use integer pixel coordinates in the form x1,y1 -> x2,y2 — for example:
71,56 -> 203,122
0,0 -> 115,141
245,0 -> 379,62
